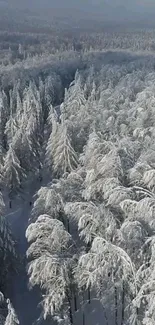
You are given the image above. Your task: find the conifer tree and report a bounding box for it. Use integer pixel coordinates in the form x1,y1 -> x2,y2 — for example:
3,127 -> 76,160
46,119 -> 78,177
3,146 -> 25,205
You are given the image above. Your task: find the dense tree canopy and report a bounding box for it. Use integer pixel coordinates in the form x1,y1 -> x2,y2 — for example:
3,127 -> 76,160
2,20 -> 155,325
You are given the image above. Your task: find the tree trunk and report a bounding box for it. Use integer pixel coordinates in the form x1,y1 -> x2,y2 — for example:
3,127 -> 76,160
136,307 -> 139,325
88,287 -> 91,304
121,282 -> 125,325
104,308 -> 109,325
114,286 -> 118,325
82,312 -> 85,325
9,200 -> 12,209
38,164 -> 42,182
59,211 -> 65,226
99,279 -> 109,325
86,242 -> 91,253
67,218 -> 70,233
67,295 -> 73,325
82,290 -> 86,325
39,175 -> 42,182
74,294 -> 77,312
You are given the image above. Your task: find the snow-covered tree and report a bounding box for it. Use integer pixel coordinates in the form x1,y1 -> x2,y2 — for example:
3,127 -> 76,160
2,47 -> 155,325
45,108 -> 59,171
62,71 -> 86,118
4,300 -> 19,325
79,131 -> 103,168
3,146 -> 25,204
82,147 -> 123,201
4,115 -> 19,146
117,220 -> 148,266
75,237 -> 136,325
53,170 -> 84,202
0,292 -> 6,325
46,121 -> 78,177
26,215 -> 72,259
26,215 -> 74,324
12,128 -> 34,173
31,186 -> 63,221
65,201 -> 116,244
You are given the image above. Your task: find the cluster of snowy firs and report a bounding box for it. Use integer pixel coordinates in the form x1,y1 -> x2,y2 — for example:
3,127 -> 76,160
2,53 -> 155,324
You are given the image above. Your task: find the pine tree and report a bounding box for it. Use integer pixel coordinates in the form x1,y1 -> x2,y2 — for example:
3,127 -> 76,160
51,122 -> 78,177
3,146 -> 25,204
45,107 -> 59,172
4,115 -> 19,146
11,125 -> 37,173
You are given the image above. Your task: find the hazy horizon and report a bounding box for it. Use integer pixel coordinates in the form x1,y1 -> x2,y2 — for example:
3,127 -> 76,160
0,0 -> 155,26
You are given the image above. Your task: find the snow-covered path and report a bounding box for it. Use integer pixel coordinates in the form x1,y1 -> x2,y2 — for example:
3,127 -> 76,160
4,178 -> 52,325
6,192 -> 41,325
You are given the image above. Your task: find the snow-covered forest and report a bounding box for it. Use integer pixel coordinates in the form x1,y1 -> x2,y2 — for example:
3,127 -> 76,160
1,18 -> 155,325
